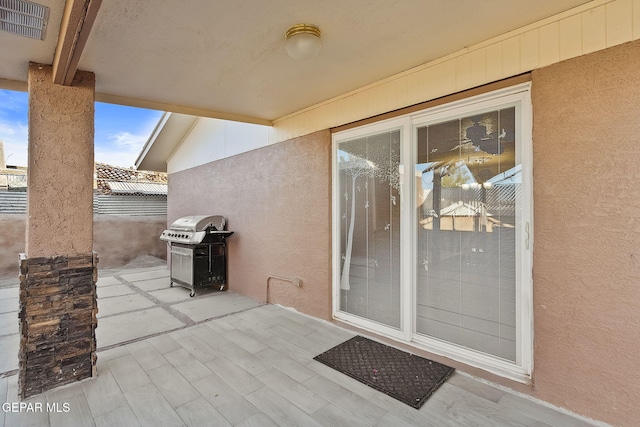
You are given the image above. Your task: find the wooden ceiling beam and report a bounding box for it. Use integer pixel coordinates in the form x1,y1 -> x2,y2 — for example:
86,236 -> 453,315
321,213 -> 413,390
52,0 -> 102,86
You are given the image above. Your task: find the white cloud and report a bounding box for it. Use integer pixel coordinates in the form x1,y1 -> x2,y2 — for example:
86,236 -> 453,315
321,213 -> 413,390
0,123 -> 17,135
0,120 -> 28,166
0,91 -> 27,115
94,147 -> 140,168
0,125 -> 154,169
2,140 -> 28,167
108,131 -> 147,149
95,131 -> 150,167
0,119 -> 28,140
0,92 -> 164,169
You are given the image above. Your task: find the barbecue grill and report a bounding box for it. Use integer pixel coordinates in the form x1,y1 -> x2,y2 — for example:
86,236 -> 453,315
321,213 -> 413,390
160,215 -> 234,297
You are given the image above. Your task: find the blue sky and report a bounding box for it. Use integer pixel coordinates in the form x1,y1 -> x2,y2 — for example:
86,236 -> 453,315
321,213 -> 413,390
0,89 -> 163,168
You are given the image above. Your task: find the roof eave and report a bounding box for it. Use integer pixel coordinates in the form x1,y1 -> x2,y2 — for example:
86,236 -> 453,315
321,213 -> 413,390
135,112 -> 200,173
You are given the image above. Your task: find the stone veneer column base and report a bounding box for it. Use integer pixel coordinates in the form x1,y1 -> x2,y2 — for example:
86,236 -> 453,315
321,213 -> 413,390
18,252 -> 98,399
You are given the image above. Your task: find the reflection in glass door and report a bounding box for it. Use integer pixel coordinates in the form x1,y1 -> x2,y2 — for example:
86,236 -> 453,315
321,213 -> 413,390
415,107 -> 519,361
333,84 -> 532,379
337,130 -> 401,329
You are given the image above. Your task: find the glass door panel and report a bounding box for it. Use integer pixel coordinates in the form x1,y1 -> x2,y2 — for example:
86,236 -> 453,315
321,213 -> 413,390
415,107 -> 519,361
337,130 -> 401,328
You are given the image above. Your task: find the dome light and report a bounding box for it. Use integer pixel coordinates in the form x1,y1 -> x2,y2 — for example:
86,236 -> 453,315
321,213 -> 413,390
285,24 -> 322,59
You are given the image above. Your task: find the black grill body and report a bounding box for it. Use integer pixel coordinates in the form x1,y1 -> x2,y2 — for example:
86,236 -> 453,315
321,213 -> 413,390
160,215 -> 234,297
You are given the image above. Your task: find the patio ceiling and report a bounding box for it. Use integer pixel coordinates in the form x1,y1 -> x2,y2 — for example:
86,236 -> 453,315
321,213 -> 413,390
0,0 -> 593,124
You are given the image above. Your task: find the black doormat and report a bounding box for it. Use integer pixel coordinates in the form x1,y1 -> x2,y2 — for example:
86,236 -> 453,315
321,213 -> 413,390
313,336 -> 454,409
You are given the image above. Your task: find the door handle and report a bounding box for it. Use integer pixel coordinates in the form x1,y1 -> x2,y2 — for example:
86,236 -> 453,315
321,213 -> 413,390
525,222 -> 530,250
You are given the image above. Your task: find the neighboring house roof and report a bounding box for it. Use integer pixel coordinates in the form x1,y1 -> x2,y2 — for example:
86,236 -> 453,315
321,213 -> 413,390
440,201 -> 490,217
105,181 -> 168,195
1,163 -> 167,195
421,185 -> 516,219
95,162 -> 168,195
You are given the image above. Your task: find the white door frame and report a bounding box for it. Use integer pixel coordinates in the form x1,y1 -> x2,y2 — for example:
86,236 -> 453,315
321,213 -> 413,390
332,82 -> 533,383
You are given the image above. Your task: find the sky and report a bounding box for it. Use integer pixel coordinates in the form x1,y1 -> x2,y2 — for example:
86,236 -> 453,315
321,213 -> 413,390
0,89 -> 163,168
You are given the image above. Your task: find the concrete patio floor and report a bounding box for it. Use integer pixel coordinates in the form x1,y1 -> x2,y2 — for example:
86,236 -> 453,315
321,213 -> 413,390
0,265 -> 606,427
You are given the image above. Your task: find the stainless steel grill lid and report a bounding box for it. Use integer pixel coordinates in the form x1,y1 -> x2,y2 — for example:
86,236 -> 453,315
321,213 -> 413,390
169,215 -> 225,232
160,215 -> 228,245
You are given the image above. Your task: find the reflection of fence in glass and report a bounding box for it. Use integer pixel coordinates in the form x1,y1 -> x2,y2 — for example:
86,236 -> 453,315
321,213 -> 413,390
419,184 -> 519,232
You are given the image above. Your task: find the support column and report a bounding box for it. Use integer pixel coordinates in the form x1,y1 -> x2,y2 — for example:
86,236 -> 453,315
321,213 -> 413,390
19,63 -> 97,399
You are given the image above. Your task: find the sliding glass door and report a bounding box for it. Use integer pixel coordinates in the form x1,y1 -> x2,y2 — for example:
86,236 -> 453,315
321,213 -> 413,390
414,107 -> 519,362
333,84 -> 532,381
336,129 -> 402,330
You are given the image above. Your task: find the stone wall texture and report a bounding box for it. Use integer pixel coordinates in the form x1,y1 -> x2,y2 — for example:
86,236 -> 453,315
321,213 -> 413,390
21,64 -> 98,399
18,253 -> 98,398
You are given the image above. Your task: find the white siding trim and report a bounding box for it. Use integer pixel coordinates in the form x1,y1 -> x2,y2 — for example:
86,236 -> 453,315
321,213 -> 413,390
167,117 -> 270,174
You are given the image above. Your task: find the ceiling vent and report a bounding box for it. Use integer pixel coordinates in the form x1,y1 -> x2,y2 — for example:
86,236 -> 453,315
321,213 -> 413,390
0,0 -> 49,40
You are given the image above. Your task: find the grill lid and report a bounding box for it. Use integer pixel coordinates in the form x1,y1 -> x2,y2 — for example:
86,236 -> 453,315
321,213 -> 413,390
169,215 -> 225,232
160,215 -> 230,245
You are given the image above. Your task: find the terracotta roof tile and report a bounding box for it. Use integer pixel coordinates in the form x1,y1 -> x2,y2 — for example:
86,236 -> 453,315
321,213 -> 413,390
94,162 -> 168,195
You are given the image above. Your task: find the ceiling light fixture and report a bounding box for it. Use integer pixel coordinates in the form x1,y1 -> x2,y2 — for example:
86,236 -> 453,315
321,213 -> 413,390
285,24 -> 321,60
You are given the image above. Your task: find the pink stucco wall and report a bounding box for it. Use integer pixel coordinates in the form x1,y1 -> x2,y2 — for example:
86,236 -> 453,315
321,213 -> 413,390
0,214 -> 25,278
169,130 -> 332,320
26,64 -> 94,257
0,214 -> 167,279
167,40 -> 640,426
531,40 -> 640,426
93,215 -> 168,269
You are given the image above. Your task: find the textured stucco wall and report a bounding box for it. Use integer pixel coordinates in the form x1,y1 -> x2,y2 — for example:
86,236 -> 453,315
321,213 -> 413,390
532,39 -> 640,426
93,215 -> 167,269
0,214 -> 167,279
169,130 -> 332,320
26,63 -> 94,257
0,214 -> 25,279
164,41 -> 640,425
